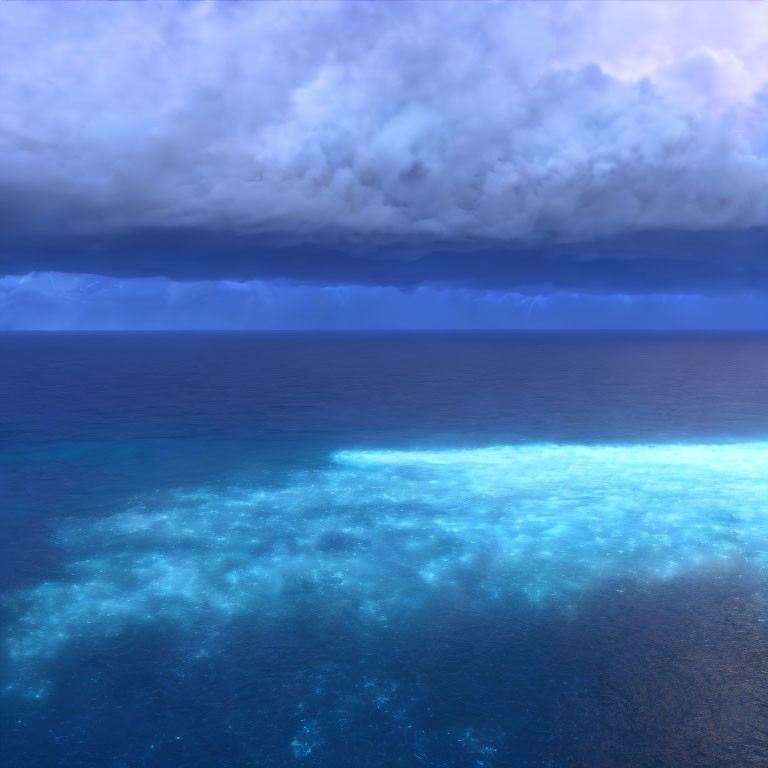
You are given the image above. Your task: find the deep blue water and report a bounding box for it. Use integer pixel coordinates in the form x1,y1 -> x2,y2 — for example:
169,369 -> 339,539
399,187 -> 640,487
4,331 -> 768,767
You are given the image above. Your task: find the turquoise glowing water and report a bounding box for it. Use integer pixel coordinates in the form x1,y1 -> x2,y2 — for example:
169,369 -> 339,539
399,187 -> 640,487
9,441 -> 768,689
5,332 -> 768,766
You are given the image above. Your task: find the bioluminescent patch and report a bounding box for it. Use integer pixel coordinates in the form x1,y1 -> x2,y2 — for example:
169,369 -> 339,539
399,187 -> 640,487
6,443 -> 768,694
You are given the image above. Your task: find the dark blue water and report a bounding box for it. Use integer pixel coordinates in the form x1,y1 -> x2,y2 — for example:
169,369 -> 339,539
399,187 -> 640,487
4,332 -> 768,767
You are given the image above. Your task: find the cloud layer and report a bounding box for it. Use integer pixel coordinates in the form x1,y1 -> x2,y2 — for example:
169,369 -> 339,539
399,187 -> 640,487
3,2 -> 768,287
4,272 -> 768,331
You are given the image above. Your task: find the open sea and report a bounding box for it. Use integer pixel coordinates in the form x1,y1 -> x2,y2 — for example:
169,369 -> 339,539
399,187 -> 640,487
4,331 -> 768,767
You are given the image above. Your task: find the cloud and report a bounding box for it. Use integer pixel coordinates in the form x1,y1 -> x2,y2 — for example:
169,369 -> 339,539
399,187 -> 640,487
2,2 -> 768,286
4,272 -> 768,331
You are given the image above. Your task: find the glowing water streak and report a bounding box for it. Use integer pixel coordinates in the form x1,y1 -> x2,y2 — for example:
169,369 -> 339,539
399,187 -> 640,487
6,442 -> 768,693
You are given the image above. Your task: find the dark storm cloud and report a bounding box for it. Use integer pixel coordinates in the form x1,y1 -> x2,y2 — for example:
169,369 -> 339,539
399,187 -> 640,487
3,2 -> 768,292
4,229 -> 768,295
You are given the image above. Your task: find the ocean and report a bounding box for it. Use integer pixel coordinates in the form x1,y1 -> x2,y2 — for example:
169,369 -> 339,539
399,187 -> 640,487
3,331 -> 768,767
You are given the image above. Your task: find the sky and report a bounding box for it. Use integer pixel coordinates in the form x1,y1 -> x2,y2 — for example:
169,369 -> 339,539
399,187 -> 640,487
2,1 -> 768,329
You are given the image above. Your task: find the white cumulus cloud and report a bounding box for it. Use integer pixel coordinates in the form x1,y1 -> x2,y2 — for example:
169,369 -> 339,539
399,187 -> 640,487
1,1 -> 768,250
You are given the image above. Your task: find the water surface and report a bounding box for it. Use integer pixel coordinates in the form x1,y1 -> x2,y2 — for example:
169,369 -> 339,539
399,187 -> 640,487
3,332 -> 768,767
